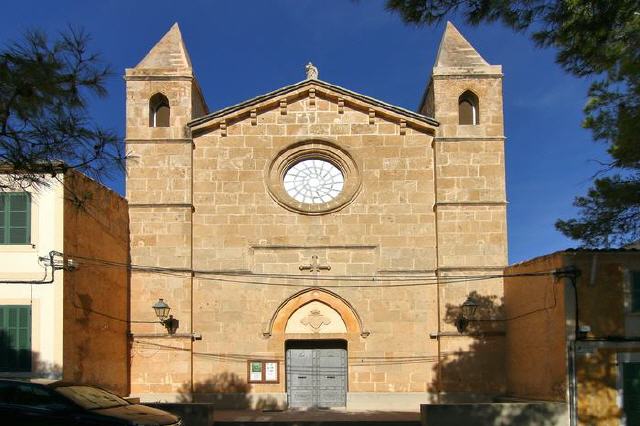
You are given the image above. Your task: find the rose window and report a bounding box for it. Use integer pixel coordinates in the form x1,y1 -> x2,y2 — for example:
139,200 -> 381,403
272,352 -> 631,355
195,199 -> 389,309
283,159 -> 344,204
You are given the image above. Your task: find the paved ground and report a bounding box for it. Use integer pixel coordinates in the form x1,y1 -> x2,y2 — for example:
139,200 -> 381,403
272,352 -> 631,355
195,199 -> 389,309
213,409 -> 421,425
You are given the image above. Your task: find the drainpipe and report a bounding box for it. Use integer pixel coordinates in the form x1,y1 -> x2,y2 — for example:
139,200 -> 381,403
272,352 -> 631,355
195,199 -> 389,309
190,136 -> 195,401
568,340 -> 577,426
555,266 -> 580,426
431,136 -> 443,404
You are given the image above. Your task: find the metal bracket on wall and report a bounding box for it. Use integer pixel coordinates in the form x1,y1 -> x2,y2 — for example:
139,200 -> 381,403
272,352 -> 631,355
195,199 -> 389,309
128,332 -> 202,341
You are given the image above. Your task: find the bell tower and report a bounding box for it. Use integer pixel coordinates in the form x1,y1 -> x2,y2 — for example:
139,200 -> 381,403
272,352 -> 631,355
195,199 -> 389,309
424,22 -> 508,396
124,23 -> 207,396
422,21 -> 507,270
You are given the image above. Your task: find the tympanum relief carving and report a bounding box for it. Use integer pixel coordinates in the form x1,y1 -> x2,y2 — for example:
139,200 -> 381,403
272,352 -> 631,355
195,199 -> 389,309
285,301 -> 347,334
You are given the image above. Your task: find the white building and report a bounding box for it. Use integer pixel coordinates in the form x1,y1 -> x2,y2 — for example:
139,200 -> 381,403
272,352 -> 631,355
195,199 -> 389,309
0,171 -> 130,395
0,178 -> 65,376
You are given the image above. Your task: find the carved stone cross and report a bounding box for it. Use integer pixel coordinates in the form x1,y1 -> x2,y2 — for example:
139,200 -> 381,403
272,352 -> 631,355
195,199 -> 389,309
299,255 -> 331,273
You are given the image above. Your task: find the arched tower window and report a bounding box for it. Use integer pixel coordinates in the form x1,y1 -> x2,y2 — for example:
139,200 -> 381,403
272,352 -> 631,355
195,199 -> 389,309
149,93 -> 170,127
458,91 -> 479,125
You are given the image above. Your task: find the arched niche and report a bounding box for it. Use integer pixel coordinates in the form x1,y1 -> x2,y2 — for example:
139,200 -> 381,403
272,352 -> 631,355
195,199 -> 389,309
265,288 -> 368,338
149,93 -> 170,127
458,90 -> 479,125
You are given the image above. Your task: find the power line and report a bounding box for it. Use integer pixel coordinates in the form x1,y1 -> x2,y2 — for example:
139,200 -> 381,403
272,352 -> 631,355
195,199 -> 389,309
65,252 -> 559,288
59,254 -> 569,326
72,254 -> 439,281
132,341 -> 444,366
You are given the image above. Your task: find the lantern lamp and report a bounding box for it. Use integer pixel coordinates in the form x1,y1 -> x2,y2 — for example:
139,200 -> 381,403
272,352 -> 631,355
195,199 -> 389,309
152,298 -> 171,321
152,298 -> 179,335
455,296 -> 479,333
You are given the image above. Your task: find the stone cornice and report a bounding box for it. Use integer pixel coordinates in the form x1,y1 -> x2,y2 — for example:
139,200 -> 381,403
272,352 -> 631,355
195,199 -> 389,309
376,269 -> 436,275
251,244 -> 377,250
435,201 -> 508,207
125,139 -> 193,144
128,203 -> 193,209
437,266 -> 505,272
431,73 -> 503,80
434,136 -> 506,142
124,74 -> 193,82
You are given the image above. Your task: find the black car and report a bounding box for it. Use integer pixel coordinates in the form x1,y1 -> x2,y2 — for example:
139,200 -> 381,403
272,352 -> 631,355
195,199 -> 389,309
0,379 -> 182,425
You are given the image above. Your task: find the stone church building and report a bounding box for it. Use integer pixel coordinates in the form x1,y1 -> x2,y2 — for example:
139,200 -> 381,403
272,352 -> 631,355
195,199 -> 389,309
126,22 -> 507,410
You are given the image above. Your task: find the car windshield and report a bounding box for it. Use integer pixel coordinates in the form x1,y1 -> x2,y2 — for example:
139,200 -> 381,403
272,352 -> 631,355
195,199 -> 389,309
54,386 -> 129,410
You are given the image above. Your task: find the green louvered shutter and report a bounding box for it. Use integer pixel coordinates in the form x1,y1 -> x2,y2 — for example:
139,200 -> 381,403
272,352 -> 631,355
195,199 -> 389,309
0,193 -> 31,244
624,363 -> 640,426
0,194 -> 4,243
0,306 -> 32,372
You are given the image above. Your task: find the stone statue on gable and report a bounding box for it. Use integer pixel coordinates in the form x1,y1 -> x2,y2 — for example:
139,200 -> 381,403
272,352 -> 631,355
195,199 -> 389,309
305,62 -> 318,80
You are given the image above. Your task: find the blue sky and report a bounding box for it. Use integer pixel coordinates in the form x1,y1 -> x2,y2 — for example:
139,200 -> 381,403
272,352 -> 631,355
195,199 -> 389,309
0,0 -> 609,264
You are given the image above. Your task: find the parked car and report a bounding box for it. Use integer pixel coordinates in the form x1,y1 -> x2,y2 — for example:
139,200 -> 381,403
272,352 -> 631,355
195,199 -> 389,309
0,379 -> 182,425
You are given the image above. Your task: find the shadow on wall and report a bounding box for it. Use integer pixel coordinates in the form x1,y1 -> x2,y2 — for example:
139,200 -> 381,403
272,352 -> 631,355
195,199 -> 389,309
423,292 -> 567,425
576,348 -> 621,424
176,372 -> 281,410
0,331 -> 61,378
429,291 -> 507,401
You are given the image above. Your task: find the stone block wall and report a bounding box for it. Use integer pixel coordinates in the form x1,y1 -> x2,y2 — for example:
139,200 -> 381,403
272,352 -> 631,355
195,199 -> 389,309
125,59 -> 202,397
189,93 -> 441,399
434,140 -> 505,204
427,75 -> 504,139
192,95 -> 437,271
124,23 -> 508,407
425,51 -> 508,397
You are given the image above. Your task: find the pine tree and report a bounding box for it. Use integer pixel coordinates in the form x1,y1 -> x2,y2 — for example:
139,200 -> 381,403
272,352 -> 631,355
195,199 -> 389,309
386,0 -> 640,246
0,28 -> 124,189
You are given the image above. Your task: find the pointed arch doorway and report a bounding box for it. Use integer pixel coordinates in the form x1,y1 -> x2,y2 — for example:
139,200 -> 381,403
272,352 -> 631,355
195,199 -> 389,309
286,339 -> 347,408
265,288 -> 369,409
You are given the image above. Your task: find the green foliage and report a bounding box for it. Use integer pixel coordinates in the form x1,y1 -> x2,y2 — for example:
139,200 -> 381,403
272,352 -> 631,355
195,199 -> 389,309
386,0 -> 640,247
0,28 -> 124,189
555,177 -> 640,247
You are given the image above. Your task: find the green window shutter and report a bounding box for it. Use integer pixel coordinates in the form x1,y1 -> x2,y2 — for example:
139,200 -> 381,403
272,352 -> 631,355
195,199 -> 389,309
0,193 -> 30,245
623,362 -> 640,425
632,272 -> 640,313
0,194 -> 5,244
0,305 -> 32,372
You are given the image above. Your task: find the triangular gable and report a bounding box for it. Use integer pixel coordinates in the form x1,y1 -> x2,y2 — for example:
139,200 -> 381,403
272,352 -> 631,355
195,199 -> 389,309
188,79 -> 438,133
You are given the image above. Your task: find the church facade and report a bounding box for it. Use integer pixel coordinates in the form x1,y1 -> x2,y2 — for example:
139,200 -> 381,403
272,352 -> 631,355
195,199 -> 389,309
125,22 -> 507,410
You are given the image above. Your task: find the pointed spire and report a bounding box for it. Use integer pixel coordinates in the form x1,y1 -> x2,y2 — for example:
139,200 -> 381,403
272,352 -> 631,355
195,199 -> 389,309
434,22 -> 489,68
135,23 -> 192,69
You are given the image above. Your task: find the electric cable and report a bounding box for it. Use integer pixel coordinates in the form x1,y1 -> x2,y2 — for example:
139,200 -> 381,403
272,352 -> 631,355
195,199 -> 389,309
0,251 -> 61,284
66,252 -> 558,288
1,250 -> 567,325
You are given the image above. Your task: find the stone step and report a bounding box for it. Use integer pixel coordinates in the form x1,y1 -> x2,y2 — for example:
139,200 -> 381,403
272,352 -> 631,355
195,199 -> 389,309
213,410 -> 421,426
215,421 -> 421,426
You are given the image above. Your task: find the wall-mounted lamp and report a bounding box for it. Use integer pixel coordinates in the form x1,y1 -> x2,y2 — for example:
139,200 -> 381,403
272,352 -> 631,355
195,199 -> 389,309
455,296 -> 478,333
152,298 -> 179,335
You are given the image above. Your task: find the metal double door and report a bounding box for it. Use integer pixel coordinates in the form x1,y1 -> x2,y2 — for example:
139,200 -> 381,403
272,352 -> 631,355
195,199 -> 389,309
286,348 -> 347,408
